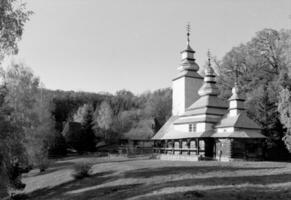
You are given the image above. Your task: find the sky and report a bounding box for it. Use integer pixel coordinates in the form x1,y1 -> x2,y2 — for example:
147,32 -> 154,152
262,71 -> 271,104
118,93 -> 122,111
15,0 -> 291,94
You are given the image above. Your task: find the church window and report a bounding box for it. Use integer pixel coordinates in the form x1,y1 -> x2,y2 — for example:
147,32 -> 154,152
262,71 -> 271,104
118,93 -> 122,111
189,124 -> 196,132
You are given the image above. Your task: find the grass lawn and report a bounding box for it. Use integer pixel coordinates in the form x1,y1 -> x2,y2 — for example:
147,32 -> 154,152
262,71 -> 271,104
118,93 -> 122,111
21,155 -> 291,200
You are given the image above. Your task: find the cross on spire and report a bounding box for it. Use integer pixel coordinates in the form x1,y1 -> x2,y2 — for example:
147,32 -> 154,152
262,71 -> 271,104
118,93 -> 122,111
234,64 -> 239,87
207,49 -> 211,66
186,23 -> 191,45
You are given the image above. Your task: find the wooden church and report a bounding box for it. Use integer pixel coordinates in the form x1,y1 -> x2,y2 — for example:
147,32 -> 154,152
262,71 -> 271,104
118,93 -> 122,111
152,29 -> 266,161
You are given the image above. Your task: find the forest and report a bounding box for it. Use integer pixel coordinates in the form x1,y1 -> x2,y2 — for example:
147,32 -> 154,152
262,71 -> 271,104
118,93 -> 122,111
2,0 -> 291,198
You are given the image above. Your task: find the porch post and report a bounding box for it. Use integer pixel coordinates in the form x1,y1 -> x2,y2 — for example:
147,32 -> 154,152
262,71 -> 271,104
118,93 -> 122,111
172,140 -> 174,154
187,139 -> 190,155
179,139 -> 182,154
196,138 -> 199,155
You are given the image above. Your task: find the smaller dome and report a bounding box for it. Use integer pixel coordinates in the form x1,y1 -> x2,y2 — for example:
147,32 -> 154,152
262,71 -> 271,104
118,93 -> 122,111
198,83 -> 219,96
180,59 -> 199,71
198,64 -> 219,96
229,83 -> 245,101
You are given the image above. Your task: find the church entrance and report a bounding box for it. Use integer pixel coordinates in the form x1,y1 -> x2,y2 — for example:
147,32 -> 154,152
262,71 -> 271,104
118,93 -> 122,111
204,138 -> 215,158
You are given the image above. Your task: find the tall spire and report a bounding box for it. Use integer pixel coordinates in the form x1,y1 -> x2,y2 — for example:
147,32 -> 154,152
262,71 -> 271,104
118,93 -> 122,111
198,50 -> 219,96
179,22 -> 199,72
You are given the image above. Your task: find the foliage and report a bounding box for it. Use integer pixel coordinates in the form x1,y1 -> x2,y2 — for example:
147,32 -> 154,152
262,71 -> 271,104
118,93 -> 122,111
47,131 -> 67,157
124,119 -> 154,140
0,0 -> 31,193
62,122 -> 83,152
50,90 -> 106,132
73,104 -> 91,124
71,162 -> 93,179
93,101 -> 113,141
215,28 -> 291,159
278,88 -> 291,152
71,104 -> 96,151
3,63 -> 55,168
49,87 -> 172,144
0,0 -> 32,61
143,88 -> 172,133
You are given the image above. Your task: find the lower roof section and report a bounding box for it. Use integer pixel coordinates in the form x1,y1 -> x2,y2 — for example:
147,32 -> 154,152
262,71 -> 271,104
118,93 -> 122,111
156,129 -> 214,140
211,130 -> 266,138
153,127 -> 266,140
152,115 -> 179,140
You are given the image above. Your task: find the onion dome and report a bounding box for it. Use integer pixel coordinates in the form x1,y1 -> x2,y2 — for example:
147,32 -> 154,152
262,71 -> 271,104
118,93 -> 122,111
198,54 -> 219,96
178,24 -> 199,72
228,82 -> 245,116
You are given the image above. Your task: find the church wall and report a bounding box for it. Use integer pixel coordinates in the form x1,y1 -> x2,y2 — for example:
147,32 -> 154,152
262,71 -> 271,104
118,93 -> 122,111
172,77 -> 186,116
175,124 -> 188,132
185,76 -> 203,111
215,138 -> 264,161
217,127 -> 235,133
172,76 -> 203,116
196,122 -> 213,132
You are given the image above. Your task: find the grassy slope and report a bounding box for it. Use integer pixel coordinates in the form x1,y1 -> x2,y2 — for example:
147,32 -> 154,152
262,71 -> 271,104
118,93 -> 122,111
22,156 -> 291,200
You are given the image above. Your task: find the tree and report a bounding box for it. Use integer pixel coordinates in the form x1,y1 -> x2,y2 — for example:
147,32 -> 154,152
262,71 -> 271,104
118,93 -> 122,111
73,104 -> 92,124
64,104 -> 96,152
0,0 -> 31,195
3,63 -> 55,170
112,109 -> 143,139
144,88 -> 172,132
278,88 -> 291,152
0,84 -> 23,196
0,0 -> 32,61
214,28 -> 291,160
123,119 -> 154,140
278,71 -> 291,153
93,101 -> 113,141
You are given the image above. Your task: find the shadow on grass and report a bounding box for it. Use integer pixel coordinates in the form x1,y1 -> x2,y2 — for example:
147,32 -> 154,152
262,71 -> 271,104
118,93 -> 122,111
101,173 -> 291,200
136,187 -> 291,200
123,165 -> 283,178
27,170 -> 115,200
36,172 -> 291,200
25,163 -> 291,200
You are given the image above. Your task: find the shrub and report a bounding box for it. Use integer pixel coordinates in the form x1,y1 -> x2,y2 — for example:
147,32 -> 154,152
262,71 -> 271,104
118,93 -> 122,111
71,162 -> 93,179
10,193 -> 29,200
38,159 -> 51,173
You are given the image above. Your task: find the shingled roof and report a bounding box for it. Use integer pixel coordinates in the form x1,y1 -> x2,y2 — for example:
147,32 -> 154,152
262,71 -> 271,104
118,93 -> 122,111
216,112 -> 261,130
174,115 -> 221,124
212,130 -> 266,138
160,129 -> 214,140
187,95 -> 228,110
152,116 -> 179,140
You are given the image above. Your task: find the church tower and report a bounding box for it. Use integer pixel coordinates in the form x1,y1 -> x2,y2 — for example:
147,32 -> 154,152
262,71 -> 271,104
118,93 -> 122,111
172,25 -> 203,116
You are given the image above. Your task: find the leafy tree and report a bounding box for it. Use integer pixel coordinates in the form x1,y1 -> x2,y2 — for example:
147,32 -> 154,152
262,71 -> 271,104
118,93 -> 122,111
144,88 -> 172,132
0,0 -> 32,61
47,131 -> 67,157
110,90 -> 139,115
62,122 -> 83,152
93,101 -> 113,141
73,104 -> 91,124
123,119 -> 154,140
278,71 -> 291,153
50,90 -> 106,132
0,0 -> 31,195
278,88 -> 291,152
216,28 -> 291,160
64,104 -> 96,152
3,63 -> 55,170
0,84 -> 23,196
112,109 -> 143,138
